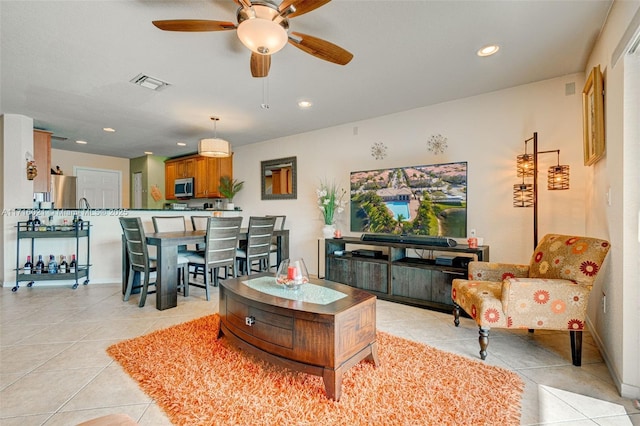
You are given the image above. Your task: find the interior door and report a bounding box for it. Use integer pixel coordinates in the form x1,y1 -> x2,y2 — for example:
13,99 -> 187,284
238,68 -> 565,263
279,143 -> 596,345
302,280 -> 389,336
133,172 -> 142,209
75,167 -> 122,208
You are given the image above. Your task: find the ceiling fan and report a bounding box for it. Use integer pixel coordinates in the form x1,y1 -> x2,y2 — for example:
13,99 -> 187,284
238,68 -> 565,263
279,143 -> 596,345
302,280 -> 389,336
152,0 -> 353,78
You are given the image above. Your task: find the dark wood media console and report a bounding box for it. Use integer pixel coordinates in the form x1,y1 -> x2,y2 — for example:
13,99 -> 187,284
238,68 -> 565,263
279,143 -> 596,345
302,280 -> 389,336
325,237 -> 489,312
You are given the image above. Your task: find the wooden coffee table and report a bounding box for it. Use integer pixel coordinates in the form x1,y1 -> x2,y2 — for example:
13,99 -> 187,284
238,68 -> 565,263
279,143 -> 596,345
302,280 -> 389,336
218,273 -> 379,401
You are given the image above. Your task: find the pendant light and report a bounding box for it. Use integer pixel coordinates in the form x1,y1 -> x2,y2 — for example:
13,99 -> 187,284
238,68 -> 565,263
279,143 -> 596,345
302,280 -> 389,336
547,151 -> 570,190
513,180 -> 534,208
516,140 -> 534,177
199,117 -> 231,158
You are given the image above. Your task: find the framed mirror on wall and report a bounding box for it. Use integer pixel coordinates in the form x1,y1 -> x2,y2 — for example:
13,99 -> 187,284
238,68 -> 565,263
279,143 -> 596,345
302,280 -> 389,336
261,156 -> 297,200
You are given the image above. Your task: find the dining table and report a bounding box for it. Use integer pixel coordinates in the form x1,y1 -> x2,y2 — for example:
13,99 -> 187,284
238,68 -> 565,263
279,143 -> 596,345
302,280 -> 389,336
122,228 -> 290,310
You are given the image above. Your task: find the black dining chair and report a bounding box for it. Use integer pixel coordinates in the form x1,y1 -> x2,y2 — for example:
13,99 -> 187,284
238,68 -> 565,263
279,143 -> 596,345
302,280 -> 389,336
186,216 -> 243,301
151,216 -> 191,293
119,217 -> 157,307
266,215 -> 286,270
236,216 -> 277,275
190,215 -> 213,279
190,215 -> 211,251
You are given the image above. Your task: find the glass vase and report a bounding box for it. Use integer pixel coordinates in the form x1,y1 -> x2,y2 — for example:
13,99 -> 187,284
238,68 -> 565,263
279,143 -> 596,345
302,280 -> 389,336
276,258 -> 309,289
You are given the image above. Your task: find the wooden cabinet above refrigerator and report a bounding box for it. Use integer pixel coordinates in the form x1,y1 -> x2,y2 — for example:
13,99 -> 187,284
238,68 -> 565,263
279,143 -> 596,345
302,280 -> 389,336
33,130 -> 52,193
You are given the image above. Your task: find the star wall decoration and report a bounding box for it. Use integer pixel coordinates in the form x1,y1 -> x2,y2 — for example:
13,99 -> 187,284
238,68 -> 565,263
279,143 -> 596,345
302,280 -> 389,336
371,141 -> 387,160
427,134 -> 448,155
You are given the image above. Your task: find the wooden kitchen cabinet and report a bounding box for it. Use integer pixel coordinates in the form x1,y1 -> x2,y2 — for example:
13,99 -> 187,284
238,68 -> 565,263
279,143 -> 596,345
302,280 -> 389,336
165,154 -> 233,199
206,155 -> 233,198
194,156 -> 208,198
165,162 -> 177,200
33,130 -> 52,193
165,156 -> 195,200
175,158 -> 194,178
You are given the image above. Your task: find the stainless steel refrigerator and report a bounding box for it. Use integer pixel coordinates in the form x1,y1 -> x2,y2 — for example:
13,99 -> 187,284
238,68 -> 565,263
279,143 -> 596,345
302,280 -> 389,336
51,175 -> 77,209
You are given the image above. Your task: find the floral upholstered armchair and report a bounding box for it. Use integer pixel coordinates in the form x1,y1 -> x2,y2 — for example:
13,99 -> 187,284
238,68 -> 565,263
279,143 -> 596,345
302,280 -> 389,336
451,234 -> 610,366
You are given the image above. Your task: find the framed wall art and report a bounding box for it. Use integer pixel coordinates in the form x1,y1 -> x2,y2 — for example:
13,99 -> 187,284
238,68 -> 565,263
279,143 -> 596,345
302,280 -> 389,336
582,65 -> 605,166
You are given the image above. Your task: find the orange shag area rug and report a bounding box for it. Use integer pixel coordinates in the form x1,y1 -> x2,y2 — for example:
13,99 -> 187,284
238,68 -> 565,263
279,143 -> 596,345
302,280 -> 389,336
107,314 -> 524,425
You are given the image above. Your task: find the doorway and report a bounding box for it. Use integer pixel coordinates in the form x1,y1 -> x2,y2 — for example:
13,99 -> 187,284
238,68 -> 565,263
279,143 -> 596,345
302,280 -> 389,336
133,172 -> 142,209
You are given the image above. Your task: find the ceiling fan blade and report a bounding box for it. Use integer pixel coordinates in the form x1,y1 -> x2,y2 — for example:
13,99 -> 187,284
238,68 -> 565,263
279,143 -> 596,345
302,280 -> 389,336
279,0 -> 331,18
250,53 -> 271,78
152,20 -> 236,32
288,32 -> 353,65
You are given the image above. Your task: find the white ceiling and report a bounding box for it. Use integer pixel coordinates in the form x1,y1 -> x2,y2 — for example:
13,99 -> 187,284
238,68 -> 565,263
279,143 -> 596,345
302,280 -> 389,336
1,0 -> 612,159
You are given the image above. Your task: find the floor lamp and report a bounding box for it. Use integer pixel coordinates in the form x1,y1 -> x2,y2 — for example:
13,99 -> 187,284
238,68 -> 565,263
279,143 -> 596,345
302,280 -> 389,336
513,132 -> 570,249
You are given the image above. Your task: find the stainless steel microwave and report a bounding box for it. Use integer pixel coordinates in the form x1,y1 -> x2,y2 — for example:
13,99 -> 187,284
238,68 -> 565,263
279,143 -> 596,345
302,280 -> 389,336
174,177 -> 194,198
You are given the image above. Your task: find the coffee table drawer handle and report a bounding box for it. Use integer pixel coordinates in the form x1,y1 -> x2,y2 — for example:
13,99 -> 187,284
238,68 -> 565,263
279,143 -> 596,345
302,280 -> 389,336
245,316 -> 255,326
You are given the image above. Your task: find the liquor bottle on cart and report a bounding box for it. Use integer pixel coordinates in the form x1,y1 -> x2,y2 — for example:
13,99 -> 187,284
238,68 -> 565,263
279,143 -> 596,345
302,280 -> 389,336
26,214 -> 34,231
69,254 -> 77,274
59,255 -> 68,274
23,256 -> 33,274
35,255 -> 45,274
47,255 -> 58,274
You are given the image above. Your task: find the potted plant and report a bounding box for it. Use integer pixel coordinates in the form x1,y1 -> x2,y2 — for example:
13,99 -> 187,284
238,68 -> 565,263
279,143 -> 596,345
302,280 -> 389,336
316,179 -> 346,238
219,175 -> 244,210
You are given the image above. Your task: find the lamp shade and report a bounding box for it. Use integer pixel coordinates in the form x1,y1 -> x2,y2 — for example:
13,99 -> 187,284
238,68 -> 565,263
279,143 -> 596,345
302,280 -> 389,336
513,183 -> 534,207
199,138 -> 231,157
237,18 -> 288,55
547,165 -> 570,190
517,153 -> 534,177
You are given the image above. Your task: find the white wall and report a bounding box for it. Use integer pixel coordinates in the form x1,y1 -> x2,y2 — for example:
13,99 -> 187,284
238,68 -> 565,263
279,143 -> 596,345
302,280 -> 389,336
51,149 -> 130,208
583,0 -> 640,399
232,73 -> 587,276
1,114 -> 37,286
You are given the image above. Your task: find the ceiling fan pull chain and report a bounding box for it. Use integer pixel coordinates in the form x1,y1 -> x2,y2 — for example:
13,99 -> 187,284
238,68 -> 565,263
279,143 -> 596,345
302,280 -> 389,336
261,77 -> 270,109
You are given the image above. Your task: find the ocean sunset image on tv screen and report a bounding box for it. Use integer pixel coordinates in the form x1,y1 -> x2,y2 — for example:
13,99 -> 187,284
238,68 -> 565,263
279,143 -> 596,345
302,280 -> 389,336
350,162 -> 467,238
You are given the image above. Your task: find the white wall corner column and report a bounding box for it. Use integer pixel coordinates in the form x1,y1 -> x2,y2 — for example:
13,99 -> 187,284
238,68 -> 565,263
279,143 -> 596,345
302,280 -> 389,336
1,114 -> 36,286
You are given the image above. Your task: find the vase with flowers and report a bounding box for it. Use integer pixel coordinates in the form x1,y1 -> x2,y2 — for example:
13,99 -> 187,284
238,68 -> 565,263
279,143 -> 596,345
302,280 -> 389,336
316,179 -> 346,238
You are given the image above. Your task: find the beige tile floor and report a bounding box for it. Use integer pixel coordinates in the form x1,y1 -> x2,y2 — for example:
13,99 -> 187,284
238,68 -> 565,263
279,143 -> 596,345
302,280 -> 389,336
1,282 -> 639,425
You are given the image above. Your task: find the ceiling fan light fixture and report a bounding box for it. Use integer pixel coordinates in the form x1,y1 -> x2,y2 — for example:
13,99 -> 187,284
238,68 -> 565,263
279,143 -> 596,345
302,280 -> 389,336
237,18 -> 288,54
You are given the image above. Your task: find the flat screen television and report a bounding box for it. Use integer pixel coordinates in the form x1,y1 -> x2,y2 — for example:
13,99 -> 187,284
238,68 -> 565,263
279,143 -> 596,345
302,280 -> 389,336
350,161 -> 467,238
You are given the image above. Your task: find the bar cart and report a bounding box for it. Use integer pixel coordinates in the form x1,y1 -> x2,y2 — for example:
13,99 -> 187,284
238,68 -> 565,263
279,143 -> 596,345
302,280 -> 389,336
13,220 -> 91,291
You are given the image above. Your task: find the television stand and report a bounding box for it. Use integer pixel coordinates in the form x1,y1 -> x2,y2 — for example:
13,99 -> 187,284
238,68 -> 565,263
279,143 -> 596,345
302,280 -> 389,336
325,236 -> 489,312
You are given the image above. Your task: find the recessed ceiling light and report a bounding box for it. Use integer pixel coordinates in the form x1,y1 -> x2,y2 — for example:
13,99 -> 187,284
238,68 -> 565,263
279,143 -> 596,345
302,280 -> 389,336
144,151 -> 153,155
103,127 -> 116,132
76,140 -> 88,144
177,142 -> 187,146
477,44 -> 500,57
298,100 -> 313,109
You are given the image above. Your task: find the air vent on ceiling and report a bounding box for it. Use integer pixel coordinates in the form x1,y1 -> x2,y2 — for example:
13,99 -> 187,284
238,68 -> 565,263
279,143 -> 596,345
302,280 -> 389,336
130,73 -> 171,91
